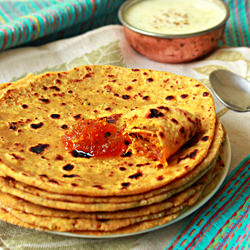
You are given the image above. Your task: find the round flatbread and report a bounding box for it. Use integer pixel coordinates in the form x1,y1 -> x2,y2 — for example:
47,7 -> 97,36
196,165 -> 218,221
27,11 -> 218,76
0,155 -> 222,233
0,65 -> 216,196
0,183 -> 199,220
0,121 -> 223,213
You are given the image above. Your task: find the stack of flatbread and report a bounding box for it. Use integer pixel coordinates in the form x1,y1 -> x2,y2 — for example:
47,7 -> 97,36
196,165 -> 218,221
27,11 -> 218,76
0,65 -> 225,236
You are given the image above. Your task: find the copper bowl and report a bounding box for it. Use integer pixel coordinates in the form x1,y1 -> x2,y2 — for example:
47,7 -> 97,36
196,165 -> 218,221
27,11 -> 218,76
118,0 -> 229,63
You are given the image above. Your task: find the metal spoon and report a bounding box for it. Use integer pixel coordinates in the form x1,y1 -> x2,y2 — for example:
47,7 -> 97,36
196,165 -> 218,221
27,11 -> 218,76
209,69 -> 250,112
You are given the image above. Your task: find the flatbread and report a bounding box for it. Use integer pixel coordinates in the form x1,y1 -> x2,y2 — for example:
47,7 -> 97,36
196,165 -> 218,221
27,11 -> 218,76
0,178 -> 207,232
0,120 -> 223,212
0,207 -> 178,234
0,122 -> 224,211
123,105 -> 201,162
0,155 -> 223,234
0,174 -> 204,212
0,208 -> 39,231
0,183 -> 199,220
0,65 -> 216,196
0,159 -> 217,232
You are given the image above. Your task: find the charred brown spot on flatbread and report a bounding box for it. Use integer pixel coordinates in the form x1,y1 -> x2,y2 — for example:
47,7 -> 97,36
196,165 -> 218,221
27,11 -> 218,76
177,149 -> 199,163
171,118 -> 178,124
180,126 -> 185,134
48,179 -> 58,184
157,175 -> 164,181
159,132 -> 165,138
29,144 -> 49,154
9,122 -> 17,130
39,174 -> 47,178
61,125 -> 68,129
55,155 -> 63,160
84,73 -> 94,79
121,182 -> 130,189
63,164 -> 74,171
73,114 -> 81,120
142,96 -> 149,100
50,114 -> 60,119
63,174 -> 79,178
125,86 -> 132,91
157,164 -> 163,169
201,136 -> 209,141
157,106 -> 169,111
165,95 -> 174,100
146,109 -> 164,119
30,123 -> 43,129
136,164 -> 143,167
128,171 -> 143,179
39,98 -> 50,103
50,86 -> 60,91
10,153 -> 24,161
181,94 -> 188,99
122,95 -> 130,100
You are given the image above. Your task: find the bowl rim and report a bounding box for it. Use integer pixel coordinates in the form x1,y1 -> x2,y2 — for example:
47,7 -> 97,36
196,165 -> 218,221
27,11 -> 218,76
118,0 -> 230,38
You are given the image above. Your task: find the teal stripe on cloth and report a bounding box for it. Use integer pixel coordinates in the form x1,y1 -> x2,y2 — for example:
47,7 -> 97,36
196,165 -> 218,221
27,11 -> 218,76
22,11 -> 120,47
165,155 -> 250,250
0,1 -> 61,23
224,0 -> 250,47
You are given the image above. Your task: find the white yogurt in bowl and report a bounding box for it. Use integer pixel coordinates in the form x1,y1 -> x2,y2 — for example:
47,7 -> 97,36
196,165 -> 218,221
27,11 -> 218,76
123,0 -> 227,35
118,0 -> 229,63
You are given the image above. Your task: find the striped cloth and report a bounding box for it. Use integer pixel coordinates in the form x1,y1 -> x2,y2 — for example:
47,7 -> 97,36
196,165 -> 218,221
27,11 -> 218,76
0,0 -> 125,51
224,0 -> 250,47
0,0 -> 249,51
165,155 -> 250,250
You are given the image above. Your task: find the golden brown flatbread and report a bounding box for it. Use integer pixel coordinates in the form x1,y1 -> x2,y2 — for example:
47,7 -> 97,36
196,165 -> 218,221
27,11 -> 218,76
0,121 -> 223,213
0,65 -> 216,196
0,153 -> 224,235
0,156 -> 219,232
0,184 -> 198,220
123,105 -> 201,162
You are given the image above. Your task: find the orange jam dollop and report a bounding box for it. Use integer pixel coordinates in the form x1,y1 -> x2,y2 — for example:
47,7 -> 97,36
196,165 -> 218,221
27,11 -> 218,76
62,119 -> 130,157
